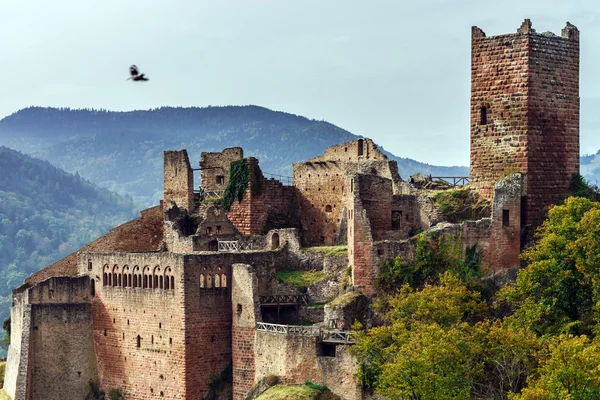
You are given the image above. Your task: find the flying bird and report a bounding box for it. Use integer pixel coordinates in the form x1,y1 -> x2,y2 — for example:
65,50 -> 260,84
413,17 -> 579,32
128,65 -> 149,81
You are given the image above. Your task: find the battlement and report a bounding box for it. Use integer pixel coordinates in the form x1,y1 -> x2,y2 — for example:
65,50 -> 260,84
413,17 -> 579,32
472,19 -> 579,41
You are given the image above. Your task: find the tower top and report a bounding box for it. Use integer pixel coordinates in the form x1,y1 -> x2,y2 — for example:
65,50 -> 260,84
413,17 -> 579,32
472,19 -> 579,41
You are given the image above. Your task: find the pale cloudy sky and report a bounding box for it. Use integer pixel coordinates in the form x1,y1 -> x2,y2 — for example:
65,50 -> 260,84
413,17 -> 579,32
1,0 -> 599,166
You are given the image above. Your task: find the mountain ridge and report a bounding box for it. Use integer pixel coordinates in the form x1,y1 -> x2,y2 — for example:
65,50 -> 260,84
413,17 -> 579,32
0,105 -> 469,206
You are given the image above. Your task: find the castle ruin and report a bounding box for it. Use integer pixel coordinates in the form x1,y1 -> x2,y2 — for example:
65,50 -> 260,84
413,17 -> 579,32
3,20 -> 579,400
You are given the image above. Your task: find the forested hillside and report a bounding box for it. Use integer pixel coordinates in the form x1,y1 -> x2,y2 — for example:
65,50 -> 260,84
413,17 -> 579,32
0,106 -> 469,206
0,146 -> 138,336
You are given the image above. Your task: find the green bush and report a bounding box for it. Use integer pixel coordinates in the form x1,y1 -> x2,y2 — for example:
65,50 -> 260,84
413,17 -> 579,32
570,173 -> 600,202
215,159 -> 250,211
108,388 -> 125,400
304,380 -> 327,391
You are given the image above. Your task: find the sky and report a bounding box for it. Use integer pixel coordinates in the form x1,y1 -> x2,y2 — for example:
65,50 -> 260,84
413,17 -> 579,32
1,0 -> 599,166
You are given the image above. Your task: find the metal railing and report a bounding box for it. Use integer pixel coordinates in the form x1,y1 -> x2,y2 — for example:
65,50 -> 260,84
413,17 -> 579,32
256,322 -> 321,336
255,322 -> 355,344
259,294 -> 309,306
430,177 -> 470,187
217,240 -> 252,253
321,330 -> 355,344
205,190 -> 225,199
263,172 -> 293,186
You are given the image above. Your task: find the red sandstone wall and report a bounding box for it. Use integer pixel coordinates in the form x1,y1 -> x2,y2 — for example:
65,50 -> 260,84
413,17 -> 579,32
470,27 -> 529,200
470,21 -> 580,227
526,29 -> 579,225
85,252 -> 187,399
227,158 -> 299,236
293,161 -> 346,245
183,261 -> 232,399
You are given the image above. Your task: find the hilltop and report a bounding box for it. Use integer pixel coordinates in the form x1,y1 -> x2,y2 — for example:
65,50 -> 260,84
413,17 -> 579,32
0,106 -> 469,206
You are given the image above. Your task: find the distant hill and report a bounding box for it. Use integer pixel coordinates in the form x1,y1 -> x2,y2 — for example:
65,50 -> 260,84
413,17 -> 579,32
0,146 -> 138,333
0,106 -> 470,206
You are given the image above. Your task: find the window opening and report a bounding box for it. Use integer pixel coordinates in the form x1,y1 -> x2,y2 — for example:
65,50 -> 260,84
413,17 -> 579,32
503,209 -> 510,227
480,106 -> 487,125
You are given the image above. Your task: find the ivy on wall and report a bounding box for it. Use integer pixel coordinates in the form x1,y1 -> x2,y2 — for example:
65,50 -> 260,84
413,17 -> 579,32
216,159 -> 250,211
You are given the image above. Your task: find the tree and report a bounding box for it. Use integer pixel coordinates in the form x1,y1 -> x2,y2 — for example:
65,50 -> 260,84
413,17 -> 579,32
513,335 -> 600,400
498,197 -> 600,335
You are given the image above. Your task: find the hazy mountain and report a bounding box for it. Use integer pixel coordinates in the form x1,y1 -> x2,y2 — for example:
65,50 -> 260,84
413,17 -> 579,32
0,146 -> 138,334
0,106 -> 470,206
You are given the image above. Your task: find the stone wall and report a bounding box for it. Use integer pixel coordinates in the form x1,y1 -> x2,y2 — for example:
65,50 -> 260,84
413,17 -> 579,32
81,252 -> 188,399
164,150 -> 194,212
227,158 -> 299,236
308,138 -> 386,162
231,264 -> 260,400
254,332 -> 362,400
200,147 -> 243,191
470,20 -> 579,226
29,303 -> 97,400
526,23 -> 580,225
347,174 -> 393,296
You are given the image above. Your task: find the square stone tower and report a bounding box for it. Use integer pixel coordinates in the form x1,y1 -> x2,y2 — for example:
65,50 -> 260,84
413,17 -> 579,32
470,19 -> 580,226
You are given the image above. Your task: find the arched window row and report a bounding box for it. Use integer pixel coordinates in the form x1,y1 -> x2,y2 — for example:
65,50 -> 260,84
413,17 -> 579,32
199,273 -> 228,289
102,264 -> 176,291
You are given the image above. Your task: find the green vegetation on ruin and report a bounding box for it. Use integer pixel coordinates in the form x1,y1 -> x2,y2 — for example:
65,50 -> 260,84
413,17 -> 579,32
256,381 -> 333,400
433,188 -> 489,223
275,269 -> 328,288
215,159 -> 249,211
328,291 -> 360,308
0,361 -> 5,390
302,245 -> 347,257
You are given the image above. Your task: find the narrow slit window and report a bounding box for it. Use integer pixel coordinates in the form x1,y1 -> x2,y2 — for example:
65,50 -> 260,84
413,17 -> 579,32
503,209 -> 510,227
480,106 -> 487,125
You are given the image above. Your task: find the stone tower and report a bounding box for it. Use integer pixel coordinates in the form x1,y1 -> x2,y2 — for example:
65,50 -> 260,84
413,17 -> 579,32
470,19 -> 580,226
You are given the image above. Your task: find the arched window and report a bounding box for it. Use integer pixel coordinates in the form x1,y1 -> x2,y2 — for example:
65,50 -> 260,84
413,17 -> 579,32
133,275 -> 137,287
118,274 -> 122,287
133,266 -> 140,288
480,106 -> 487,125
357,139 -> 364,156
103,273 -> 107,286
164,275 -> 170,290
143,266 -> 151,289
221,274 -> 227,288
200,274 -> 205,288
214,274 -> 221,288
136,335 -> 141,348
128,274 -> 132,287
122,266 -> 130,287
153,266 -> 161,290
271,233 -> 280,250
160,276 -> 163,289
325,205 -> 332,213
154,275 -> 158,289
207,274 -> 213,289
171,276 -> 174,290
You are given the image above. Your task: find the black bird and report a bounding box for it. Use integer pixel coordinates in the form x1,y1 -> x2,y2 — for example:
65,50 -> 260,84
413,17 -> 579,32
128,65 -> 149,81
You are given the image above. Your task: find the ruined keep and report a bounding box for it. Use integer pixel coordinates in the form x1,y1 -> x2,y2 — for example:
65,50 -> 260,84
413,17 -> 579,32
470,19 -> 580,227
4,19 -> 580,400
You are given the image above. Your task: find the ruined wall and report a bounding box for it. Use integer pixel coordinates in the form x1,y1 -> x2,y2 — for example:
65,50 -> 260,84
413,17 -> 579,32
164,150 -> 194,212
470,20 -> 579,226
347,174 -> 393,296
24,205 -> 164,288
81,252 -> 187,399
293,161 -> 347,245
228,158 -> 299,236
200,147 -> 243,191
254,332 -> 362,400
484,173 -> 523,270
29,303 -> 97,400
293,138 -> 403,246
231,264 -> 260,400
308,138 -> 386,162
